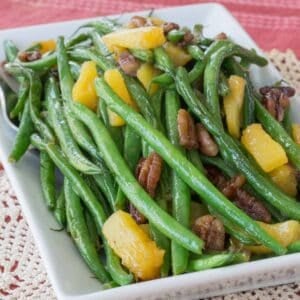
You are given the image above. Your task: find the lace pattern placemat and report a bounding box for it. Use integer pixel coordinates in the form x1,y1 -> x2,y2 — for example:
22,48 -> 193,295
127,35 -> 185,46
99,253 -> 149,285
0,50 -> 300,300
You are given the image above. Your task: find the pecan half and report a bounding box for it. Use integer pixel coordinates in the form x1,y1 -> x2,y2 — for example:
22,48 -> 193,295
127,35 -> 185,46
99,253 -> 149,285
192,215 -> 225,251
177,109 -> 198,150
128,16 -> 147,28
118,51 -> 140,76
196,123 -> 219,156
206,166 -> 271,223
214,32 -> 228,40
136,152 -> 163,197
163,22 -> 180,34
18,50 -> 42,62
178,31 -> 194,47
260,85 -> 295,122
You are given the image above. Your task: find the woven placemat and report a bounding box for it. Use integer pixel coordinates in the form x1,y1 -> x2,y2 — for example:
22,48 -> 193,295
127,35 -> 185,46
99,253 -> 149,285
0,50 -> 300,300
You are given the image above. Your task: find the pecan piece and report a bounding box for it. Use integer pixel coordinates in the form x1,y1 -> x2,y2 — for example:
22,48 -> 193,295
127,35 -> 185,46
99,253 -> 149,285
214,32 -> 228,40
206,166 -> 271,223
163,22 -> 180,34
177,109 -> 198,150
136,152 -> 163,197
129,202 -> 147,224
260,85 -> 295,122
192,215 -> 225,251
128,16 -> 147,28
118,51 -> 140,76
196,123 -> 219,156
178,31 -> 194,47
18,50 -> 41,62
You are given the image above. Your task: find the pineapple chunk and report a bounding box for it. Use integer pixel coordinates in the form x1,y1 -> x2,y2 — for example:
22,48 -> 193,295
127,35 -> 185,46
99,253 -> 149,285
241,124 -> 288,172
36,39 -> 56,54
136,63 -> 160,95
104,69 -> 137,126
163,42 -> 192,67
72,61 -> 98,111
102,26 -> 166,50
292,124 -> 300,144
103,210 -> 165,280
245,220 -> 300,254
269,164 -> 297,197
223,75 -> 246,138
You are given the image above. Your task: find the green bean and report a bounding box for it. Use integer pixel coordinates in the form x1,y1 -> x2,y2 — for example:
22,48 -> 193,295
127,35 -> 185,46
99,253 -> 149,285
115,125 -> 142,209
73,19 -> 120,35
66,32 -> 90,48
10,77 -> 29,119
20,52 -> 57,72
31,134 -> 133,285
150,88 -> 164,121
255,100 -> 300,171
4,40 -> 19,62
48,97 -> 101,174
5,64 -> 54,142
165,90 -> 190,275
203,42 -> 268,126
9,101 -> 34,162
152,73 -> 174,86
287,241 -> 300,253
187,150 -> 206,174
68,48 -> 114,71
40,151 -> 56,209
176,67 -> 300,222
90,31 -> 111,56
187,252 -> 249,272
167,30 -> 185,43
69,61 -> 81,80
64,178 -> 111,283
70,100 -> 204,254
130,48 -> 154,63
96,75 -> 286,255
218,72 -> 229,96
282,106 -> 292,136
85,209 -> 101,251
54,187 -> 66,227
154,47 -> 175,74
187,45 -> 204,60
98,100 -> 124,153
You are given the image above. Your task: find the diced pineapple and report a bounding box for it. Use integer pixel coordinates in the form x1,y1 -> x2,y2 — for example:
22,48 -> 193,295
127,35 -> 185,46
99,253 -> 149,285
269,164 -> 297,197
136,63 -> 160,95
72,61 -> 98,111
104,68 -> 137,126
223,75 -> 246,138
103,210 -> 165,280
245,220 -> 300,254
38,39 -> 56,54
163,42 -> 192,67
102,26 -> 166,50
292,124 -> 300,144
241,124 -> 288,172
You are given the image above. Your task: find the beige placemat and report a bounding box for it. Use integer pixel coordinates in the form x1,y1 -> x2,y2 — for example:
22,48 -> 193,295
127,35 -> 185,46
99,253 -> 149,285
0,50 -> 300,300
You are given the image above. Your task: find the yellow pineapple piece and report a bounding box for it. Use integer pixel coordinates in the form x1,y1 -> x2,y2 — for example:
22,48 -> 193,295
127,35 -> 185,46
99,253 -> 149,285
241,124 -> 288,172
72,61 -> 98,111
36,39 -> 56,54
103,210 -> 165,280
102,26 -> 166,50
104,69 -> 137,126
163,42 -> 192,67
136,63 -> 160,95
269,164 -> 297,197
292,124 -> 300,144
245,220 -> 300,254
223,75 -> 246,138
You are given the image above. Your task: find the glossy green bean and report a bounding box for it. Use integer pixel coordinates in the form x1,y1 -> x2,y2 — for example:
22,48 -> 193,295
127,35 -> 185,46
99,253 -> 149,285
70,100 -> 204,254
287,241 -> 300,253
40,151 -> 56,209
96,75 -> 286,255
3,40 -> 19,62
130,49 -> 154,63
167,30 -> 185,43
154,47 -> 175,74
187,45 -> 204,60
10,77 -> 29,119
165,90 -> 190,275
64,178 -> 111,283
54,187 -> 66,227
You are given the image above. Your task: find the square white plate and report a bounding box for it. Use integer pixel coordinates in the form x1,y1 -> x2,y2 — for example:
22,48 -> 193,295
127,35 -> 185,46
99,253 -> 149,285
0,3 -> 299,300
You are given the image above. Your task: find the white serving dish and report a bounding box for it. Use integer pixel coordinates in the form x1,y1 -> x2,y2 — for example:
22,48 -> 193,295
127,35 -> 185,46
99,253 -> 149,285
0,3 -> 299,299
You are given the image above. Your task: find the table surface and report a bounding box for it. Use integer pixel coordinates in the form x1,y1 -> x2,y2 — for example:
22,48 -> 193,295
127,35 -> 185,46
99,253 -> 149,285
0,0 -> 300,299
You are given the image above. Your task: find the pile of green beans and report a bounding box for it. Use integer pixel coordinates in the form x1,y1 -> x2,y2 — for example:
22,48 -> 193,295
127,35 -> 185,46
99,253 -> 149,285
3,15 -> 300,288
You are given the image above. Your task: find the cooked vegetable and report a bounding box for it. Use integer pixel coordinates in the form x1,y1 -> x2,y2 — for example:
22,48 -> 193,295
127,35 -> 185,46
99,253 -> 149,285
223,75 -> 246,138
136,63 -> 160,95
269,164 -> 297,197
292,124 -> 300,144
103,210 -> 165,280
241,124 -> 288,172
72,61 -> 98,110
245,220 -> 300,254
103,26 -> 166,50
163,42 -> 192,67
